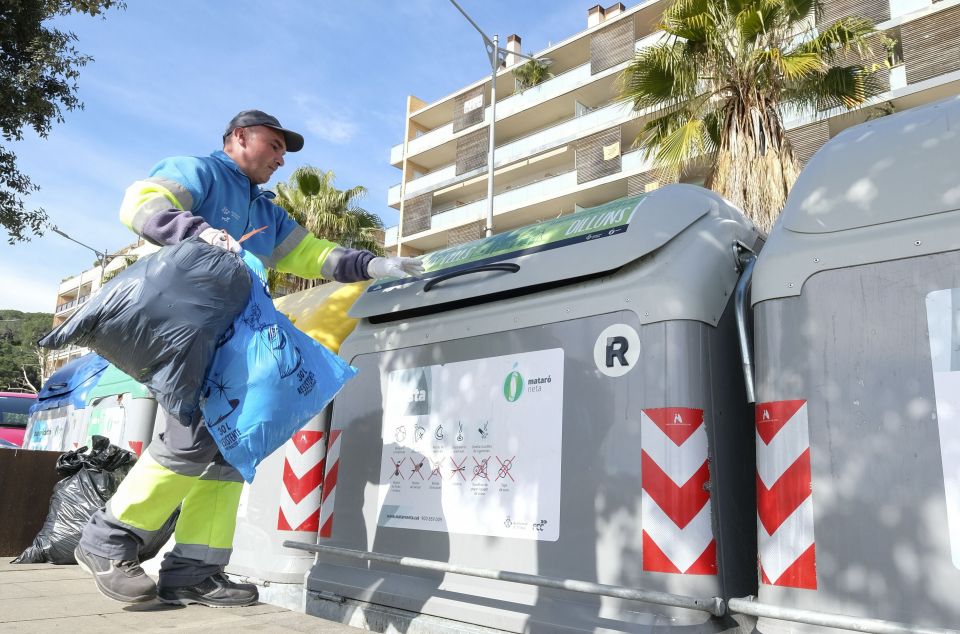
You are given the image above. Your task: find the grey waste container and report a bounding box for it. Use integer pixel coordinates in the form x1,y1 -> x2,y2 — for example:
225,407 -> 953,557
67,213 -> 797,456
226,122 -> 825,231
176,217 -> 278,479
84,364 -> 159,457
303,185 -> 762,632
750,95 -> 960,631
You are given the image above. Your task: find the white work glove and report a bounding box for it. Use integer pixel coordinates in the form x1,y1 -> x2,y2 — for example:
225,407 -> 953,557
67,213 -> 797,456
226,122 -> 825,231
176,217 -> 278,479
367,255 -> 424,279
198,227 -> 241,253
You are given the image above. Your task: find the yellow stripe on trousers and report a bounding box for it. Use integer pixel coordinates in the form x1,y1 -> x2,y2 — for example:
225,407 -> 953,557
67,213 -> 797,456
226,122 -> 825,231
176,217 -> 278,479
109,451 -> 196,532
175,472 -> 243,550
109,451 -> 243,550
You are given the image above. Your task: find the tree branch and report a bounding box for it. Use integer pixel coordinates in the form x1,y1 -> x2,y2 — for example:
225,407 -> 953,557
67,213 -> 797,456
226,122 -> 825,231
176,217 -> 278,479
20,365 -> 39,393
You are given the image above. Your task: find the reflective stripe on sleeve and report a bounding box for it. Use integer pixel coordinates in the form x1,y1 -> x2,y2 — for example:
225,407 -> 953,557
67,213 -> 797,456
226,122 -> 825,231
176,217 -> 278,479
264,224 -> 308,269
275,229 -> 339,279
119,177 -> 194,234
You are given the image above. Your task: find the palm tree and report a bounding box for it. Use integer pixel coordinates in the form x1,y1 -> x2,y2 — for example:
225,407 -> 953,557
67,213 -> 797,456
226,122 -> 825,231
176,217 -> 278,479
514,57 -> 553,92
619,0 -> 891,232
271,167 -> 384,293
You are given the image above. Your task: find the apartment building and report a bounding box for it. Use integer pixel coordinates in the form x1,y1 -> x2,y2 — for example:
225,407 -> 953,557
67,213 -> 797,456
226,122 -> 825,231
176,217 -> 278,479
386,0 -> 960,255
49,239 -> 157,371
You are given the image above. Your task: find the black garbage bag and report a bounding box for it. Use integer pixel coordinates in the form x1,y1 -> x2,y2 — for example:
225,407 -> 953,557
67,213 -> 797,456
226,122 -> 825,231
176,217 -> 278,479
38,237 -> 251,424
12,436 -> 178,564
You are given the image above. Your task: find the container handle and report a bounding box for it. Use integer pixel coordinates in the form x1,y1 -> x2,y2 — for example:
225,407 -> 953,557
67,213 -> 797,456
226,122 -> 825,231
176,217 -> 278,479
423,262 -> 520,293
733,246 -> 757,404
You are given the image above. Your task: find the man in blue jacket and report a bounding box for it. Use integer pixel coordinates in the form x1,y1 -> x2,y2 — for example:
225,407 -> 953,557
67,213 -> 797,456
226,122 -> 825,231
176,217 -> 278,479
74,110 -> 421,607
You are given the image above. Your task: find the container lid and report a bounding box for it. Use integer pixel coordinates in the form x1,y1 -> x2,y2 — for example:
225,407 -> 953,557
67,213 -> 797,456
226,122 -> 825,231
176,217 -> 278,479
351,186 -> 716,319
752,95 -> 960,305
783,95 -> 960,234
33,353 -> 109,412
87,364 -> 151,401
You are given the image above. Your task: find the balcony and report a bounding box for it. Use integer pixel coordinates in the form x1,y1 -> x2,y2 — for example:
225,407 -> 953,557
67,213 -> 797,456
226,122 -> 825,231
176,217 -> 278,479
386,148 -> 655,249
55,293 -> 90,315
389,100 -> 638,207
889,0 -> 928,17
390,62 -> 601,167
389,31 -> 664,168
49,344 -> 88,360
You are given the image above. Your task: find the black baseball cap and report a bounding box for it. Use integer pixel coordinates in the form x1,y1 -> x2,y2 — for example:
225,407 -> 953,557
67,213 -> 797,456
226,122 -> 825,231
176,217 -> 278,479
223,109 -> 304,152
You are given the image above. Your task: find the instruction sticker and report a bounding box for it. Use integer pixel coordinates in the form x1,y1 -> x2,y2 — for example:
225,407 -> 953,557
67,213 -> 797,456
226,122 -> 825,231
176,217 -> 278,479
24,415 -> 68,451
926,288 -> 960,570
378,348 -> 564,541
86,407 -> 125,445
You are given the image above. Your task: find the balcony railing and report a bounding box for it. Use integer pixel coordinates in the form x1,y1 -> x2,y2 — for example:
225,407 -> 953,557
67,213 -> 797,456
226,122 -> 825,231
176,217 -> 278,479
55,293 -> 90,314
389,100 -> 638,206
49,344 -> 88,360
889,0 -> 936,19
390,31 -> 664,166
386,149 -> 654,246
428,167 -> 578,218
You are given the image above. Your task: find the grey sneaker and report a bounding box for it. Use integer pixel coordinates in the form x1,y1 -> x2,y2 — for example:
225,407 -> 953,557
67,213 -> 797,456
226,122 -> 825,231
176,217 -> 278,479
74,544 -> 157,603
158,573 -> 258,608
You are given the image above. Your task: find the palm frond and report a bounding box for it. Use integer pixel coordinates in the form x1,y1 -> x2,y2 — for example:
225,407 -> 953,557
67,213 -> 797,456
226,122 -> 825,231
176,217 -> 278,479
792,15 -> 876,61
655,116 -> 715,171
661,0 -> 715,40
620,40 -> 699,111
272,166 -> 381,249
634,95 -> 718,172
816,64 -> 884,109
779,0 -> 820,23
513,57 -> 553,91
752,48 -> 826,80
703,109 -> 722,148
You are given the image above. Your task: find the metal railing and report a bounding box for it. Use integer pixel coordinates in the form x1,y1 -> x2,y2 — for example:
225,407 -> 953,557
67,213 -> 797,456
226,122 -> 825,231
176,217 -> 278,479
286,541 -> 724,616
288,541 -> 958,633
55,293 -> 90,314
726,597 -> 955,634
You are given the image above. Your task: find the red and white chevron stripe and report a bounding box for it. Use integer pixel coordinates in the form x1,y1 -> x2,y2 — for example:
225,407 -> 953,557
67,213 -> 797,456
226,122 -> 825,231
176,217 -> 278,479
756,399 -> 816,589
277,418 -> 327,533
318,428 -> 342,538
641,407 -> 716,575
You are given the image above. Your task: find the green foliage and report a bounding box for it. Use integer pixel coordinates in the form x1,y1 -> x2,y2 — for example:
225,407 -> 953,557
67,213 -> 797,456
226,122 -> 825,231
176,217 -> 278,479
100,255 -> 137,284
0,309 -> 53,391
619,0 -> 890,230
1,0 -> 125,243
272,167 -> 384,294
513,57 -> 553,92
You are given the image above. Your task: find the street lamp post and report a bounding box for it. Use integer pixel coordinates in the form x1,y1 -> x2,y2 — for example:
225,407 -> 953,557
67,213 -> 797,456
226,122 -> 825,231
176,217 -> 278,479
50,226 -> 121,285
448,0 -> 551,238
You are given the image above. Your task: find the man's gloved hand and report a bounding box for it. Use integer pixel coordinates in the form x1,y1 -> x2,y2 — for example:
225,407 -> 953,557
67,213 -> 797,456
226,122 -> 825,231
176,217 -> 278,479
367,256 -> 424,279
199,227 -> 241,253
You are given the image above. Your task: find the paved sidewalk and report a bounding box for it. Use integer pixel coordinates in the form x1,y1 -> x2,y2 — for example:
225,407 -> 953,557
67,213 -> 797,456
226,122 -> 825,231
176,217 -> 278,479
0,560 -> 363,633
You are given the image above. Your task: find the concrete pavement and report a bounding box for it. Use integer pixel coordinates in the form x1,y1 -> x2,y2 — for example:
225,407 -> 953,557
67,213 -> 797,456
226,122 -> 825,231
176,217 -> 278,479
0,560 -> 363,633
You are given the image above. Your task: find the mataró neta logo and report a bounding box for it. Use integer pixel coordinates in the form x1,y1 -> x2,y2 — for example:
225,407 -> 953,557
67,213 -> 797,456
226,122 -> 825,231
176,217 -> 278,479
503,364 -> 553,402
503,369 -> 524,402
391,368 -> 431,416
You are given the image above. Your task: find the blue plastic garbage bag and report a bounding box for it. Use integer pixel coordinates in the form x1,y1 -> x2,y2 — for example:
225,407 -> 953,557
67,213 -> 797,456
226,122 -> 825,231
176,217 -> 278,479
201,251 -> 358,482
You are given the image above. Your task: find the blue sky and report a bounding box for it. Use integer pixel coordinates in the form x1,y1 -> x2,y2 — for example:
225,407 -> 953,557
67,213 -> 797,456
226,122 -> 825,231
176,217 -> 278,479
2,1 -> 605,312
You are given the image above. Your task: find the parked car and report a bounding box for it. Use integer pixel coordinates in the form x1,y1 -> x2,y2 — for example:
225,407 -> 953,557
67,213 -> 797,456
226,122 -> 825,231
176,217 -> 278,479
0,392 -> 36,448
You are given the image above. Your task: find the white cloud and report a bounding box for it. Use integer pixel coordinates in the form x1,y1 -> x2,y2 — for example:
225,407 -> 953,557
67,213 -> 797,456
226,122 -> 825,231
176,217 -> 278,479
305,115 -> 359,145
292,94 -> 361,145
